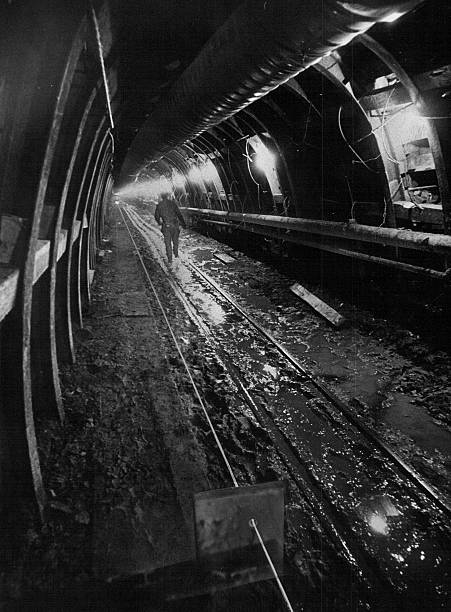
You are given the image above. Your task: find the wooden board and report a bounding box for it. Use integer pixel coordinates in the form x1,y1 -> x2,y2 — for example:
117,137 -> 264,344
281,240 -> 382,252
0,267 -> 20,322
290,282 -> 346,328
0,230 -> 76,323
214,252 -> 236,264
71,220 -> 82,244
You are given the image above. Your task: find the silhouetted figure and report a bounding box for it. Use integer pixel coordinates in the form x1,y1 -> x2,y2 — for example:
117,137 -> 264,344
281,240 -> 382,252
154,192 -> 186,263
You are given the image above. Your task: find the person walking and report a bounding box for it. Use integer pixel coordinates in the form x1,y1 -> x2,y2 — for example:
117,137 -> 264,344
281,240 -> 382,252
154,190 -> 186,264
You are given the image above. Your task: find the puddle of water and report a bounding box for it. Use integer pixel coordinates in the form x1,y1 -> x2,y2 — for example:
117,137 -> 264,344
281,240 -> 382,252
382,392 -> 451,457
263,364 -> 278,379
183,285 -> 227,325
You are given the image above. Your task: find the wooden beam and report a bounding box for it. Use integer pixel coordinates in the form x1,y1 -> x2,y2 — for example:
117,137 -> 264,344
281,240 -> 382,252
290,283 -> 346,328
0,230 -> 69,323
0,215 -> 28,264
0,267 -> 19,322
360,64 -> 451,111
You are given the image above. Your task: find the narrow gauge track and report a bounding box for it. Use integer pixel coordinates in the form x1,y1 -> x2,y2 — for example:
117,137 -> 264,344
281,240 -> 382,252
121,203 -> 451,609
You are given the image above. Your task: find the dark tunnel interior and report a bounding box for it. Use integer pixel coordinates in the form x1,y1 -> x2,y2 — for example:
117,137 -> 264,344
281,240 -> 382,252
0,1 -> 450,610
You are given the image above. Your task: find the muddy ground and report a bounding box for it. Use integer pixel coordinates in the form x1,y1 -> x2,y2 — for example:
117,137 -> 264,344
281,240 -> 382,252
1,201 -> 450,611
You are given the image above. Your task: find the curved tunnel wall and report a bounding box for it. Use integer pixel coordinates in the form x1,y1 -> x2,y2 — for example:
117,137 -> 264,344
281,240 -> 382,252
0,1 -> 115,521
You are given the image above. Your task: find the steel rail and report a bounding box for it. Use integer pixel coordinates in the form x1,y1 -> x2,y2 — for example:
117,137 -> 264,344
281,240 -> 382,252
119,204 -> 296,611
186,261 -> 451,517
123,205 -> 451,608
123,205 -> 403,590
125,205 -> 450,515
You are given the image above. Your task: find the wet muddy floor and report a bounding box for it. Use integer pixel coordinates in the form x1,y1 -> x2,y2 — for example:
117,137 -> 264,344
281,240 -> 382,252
122,202 -> 450,610
2,200 -> 450,611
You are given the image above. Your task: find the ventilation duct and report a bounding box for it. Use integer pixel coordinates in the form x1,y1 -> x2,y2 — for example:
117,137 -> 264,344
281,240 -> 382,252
120,0 -> 423,181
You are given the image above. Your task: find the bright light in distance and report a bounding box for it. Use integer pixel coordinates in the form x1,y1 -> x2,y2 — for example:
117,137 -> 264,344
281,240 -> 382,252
158,176 -> 172,193
171,172 -> 186,189
381,11 -> 404,23
254,143 -> 276,173
188,165 -> 204,184
200,160 -> 220,183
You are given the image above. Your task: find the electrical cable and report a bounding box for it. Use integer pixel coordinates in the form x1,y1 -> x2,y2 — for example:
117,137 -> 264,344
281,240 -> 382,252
250,519 -> 294,612
379,197 -> 388,227
301,104 -> 312,146
119,205 -> 295,612
118,205 -> 238,487
354,102 -> 414,144
379,87 -> 406,166
245,139 -> 263,211
345,175 -> 355,220
245,140 -> 261,187
90,1 -> 115,132
337,106 -> 379,173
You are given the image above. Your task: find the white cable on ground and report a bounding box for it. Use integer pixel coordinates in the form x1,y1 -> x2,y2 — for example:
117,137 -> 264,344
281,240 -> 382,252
118,205 -> 238,487
90,1 -> 115,131
250,519 -> 294,612
118,204 -> 296,611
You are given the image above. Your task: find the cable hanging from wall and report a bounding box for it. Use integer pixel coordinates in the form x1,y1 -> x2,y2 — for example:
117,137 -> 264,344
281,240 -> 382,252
89,0 -> 115,167
245,139 -> 262,212
337,106 -> 380,173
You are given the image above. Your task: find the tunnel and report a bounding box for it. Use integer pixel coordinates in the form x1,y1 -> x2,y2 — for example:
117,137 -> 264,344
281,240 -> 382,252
0,1 -> 450,610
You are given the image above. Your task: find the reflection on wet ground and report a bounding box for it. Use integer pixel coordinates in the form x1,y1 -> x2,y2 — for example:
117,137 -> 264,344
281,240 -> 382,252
124,204 -> 451,610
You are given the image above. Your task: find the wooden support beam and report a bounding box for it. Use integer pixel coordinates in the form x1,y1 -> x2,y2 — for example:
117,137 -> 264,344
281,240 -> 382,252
0,215 -> 28,264
359,64 -> 451,111
0,230 -> 69,323
0,267 -> 19,322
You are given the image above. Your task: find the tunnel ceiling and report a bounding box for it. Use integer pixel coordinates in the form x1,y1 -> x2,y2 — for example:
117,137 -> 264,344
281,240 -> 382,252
112,0 -> 243,162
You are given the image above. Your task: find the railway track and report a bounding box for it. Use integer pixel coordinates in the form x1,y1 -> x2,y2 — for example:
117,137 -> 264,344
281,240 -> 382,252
120,203 -> 451,610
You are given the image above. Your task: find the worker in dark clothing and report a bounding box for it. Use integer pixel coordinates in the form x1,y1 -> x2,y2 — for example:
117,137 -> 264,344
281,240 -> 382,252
154,191 -> 186,263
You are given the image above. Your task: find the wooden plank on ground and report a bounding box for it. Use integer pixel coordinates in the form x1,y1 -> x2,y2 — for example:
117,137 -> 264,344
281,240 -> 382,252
214,252 -> 236,264
290,282 -> 346,328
